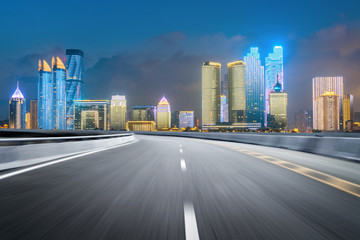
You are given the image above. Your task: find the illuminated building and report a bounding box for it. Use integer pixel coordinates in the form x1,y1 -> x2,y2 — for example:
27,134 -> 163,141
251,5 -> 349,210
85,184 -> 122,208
126,121 -> 156,131
9,82 -> 26,129
171,111 -> 179,128
315,92 -> 339,131
179,111 -> 194,129
343,94 -> 354,128
265,46 -> 283,121
26,112 -> 31,129
220,95 -> 228,122
38,59 -> 52,129
74,100 -> 110,130
52,57 -> 67,130
202,62 -> 221,127
30,100 -> 38,129
312,77 -> 343,130
294,110 -> 312,133
132,106 -> 156,122
228,60 -> 246,124
111,95 -> 127,130
65,49 -> 84,130
244,47 -> 265,126
156,96 -> 171,130
269,81 -> 287,129
221,74 -> 228,96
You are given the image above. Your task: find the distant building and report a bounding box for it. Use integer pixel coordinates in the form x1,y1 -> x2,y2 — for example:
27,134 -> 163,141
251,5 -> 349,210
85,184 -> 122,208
132,106 -> 156,122
74,100 -> 110,130
269,81 -> 287,129
202,62 -> 221,127
294,110 -> 312,132
179,111 -> 194,129
25,112 -> 31,129
220,95 -> 228,122
156,96 -> 171,130
38,60 -> 52,129
221,74 -> 228,96
171,111 -> 179,128
30,100 -> 38,129
228,60 -> 246,124
265,46 -> 283,119
343,94 -> 354,129
66,49 -> 84,130
9,82 -> 26,129
126,121 -> 156,131
312,77 -> 343,130
111,95 -> 127,130
52,56 -> 67,130
354,112 -> 360,122
315,92 -> 339,131
245,47 -> 265,127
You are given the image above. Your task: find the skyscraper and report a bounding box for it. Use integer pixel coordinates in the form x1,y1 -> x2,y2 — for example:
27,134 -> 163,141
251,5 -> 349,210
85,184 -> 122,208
171,111 -> 179,128
269,81 -> 287,129
74,100 -> 110,130
220,95 -> 228,122
265,46 -> 283,119
25,112 -> 31,129
157,96 -> 171,130
66,49 -> 84,130
179,111 -> 194,129
343,94 -> 354,126
38,60 -> 52,129
110,95 -> 127,130
202,62 -> 221,127
52,57 -> 67,130
9,82 -> 26,129
132,106 -> 157,121
30,100 -> 38,129
312,77 -> 343,130
294,110 -> 312,133
244,47 -> 265,126
228,60 -> 246,124
315,92 -> 339,131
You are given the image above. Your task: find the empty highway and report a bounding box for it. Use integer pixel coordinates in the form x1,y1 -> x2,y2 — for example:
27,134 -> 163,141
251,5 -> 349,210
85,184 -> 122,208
0,135 -> 359,239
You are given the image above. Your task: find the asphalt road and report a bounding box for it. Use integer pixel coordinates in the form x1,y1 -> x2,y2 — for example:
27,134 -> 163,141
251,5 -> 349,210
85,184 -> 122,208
0,135 -> 359,239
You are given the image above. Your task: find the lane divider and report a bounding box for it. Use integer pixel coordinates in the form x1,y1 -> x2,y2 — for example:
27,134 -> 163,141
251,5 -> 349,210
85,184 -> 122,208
184,202 -> 200,240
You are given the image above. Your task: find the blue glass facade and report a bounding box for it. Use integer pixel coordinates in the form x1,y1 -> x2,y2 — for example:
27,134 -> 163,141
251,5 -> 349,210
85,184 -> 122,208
38,60 -> 53,129
265,46 -> 283,123
65,49 -> 84,130
52,57 -> 67,130
244,47 -> 265,127
9,82 -> 26,129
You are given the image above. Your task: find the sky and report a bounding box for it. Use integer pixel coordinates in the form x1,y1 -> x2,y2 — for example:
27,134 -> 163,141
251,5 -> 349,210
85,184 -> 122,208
1,0 -> 360,123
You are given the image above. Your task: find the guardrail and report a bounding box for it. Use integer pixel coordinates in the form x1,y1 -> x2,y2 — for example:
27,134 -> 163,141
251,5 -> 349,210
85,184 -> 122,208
134,132 -> 360,162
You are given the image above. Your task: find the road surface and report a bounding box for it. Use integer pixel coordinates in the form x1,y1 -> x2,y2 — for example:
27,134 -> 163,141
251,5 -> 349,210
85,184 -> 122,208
0,135 -> 359,239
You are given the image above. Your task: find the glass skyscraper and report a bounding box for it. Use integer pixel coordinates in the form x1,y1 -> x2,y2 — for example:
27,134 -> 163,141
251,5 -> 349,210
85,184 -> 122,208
66,49 -> 84,130
265,46 -> 283,122
52,57 -> 67,130
244,47 -> 265,127
9,82 -> 26,129
228,60 -> 246,124
179,111 -> 194,129
38,60 -> 52,129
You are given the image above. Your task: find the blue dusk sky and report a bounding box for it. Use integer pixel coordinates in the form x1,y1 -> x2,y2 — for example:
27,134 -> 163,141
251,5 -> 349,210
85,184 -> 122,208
0,0 -> 360,121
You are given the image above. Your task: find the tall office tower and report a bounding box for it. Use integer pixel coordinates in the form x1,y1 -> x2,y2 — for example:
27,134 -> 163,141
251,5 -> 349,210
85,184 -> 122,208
179,111 -> 194,129
228,60 -> 246,124
221,74 -> 228,96
30,100 -> 38,129
312,77 -> 343,130
110,95 -> 127,130
66,49 -> 84,130
52,57 -> 67,130
171,111 -> 180,128
220,95 -> 228,122
25,112 -> 31,129
265,46 -> 283,119
269,81 -> 287,129
132,106 -> 157,121
315,92 -> 339,131
157,96 -> 171,130
343,94 -> 354,126
38,60 -> 52,129
245,47 -> 265,126
9,82 -> 26,129
202,62 -> 221,127
294,110 -> 313,132
74,100 -> 110,130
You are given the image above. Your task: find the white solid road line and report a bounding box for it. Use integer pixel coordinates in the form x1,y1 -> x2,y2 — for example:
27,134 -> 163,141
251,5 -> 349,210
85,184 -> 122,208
0,140 -> 137,181
181,159 -> 187,171
184,202 -> 200,240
